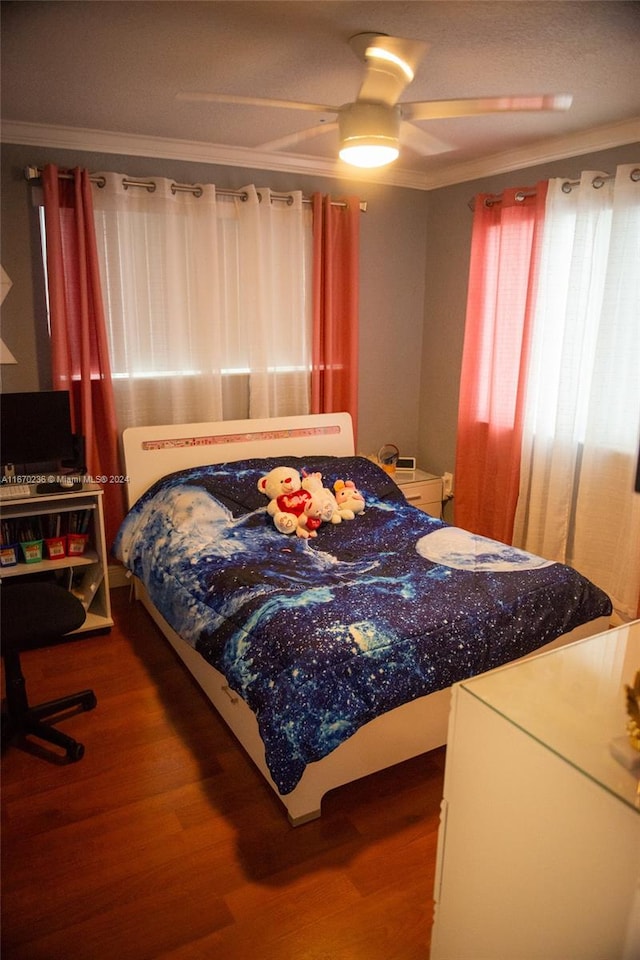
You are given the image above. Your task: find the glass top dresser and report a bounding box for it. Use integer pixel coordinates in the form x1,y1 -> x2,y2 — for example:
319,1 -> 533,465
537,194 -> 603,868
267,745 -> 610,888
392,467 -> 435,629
431,619 -> 640,960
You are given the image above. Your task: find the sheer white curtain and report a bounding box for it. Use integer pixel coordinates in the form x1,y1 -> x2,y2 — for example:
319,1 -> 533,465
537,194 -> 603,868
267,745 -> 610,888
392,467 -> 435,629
237,187 -> 312,418
514,165 -> 640,620
90,175 -> 312,429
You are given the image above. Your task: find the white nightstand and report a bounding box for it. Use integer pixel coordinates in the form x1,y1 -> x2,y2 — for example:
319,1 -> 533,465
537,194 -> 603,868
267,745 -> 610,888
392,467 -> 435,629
393,469 -> 443,518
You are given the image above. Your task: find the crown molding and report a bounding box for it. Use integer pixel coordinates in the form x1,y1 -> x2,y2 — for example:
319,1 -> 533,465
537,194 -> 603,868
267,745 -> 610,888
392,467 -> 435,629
419,118 -> 640,189
2,118 -> 638,191
0,120 -> 431,190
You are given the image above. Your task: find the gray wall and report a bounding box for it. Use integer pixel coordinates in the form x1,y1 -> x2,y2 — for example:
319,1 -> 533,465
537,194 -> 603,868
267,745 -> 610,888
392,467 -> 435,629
1,139 -> 638,479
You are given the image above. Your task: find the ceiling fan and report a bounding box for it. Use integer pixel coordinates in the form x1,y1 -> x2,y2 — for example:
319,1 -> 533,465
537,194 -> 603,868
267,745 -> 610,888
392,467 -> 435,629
177,33 -> 573,169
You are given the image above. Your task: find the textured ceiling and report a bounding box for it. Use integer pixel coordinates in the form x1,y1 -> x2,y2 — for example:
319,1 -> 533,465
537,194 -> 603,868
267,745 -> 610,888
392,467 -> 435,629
2,0 -> 639,188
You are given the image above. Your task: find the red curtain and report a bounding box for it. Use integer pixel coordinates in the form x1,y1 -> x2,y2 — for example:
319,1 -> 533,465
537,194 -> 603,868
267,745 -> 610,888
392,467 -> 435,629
42,165 -> 124,550
311,194 -> 360,440
454,183 -> 547,543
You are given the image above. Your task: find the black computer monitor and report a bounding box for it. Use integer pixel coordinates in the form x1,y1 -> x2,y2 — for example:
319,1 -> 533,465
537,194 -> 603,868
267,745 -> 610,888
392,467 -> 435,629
0,390 -> 75,470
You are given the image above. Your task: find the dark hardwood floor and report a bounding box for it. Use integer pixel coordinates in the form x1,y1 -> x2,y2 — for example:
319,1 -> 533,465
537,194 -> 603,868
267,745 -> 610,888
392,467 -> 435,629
2,587 -> 446,960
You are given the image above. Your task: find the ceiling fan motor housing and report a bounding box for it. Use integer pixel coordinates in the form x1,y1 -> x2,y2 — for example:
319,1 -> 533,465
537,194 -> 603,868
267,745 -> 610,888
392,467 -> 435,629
338,102 -> 401,153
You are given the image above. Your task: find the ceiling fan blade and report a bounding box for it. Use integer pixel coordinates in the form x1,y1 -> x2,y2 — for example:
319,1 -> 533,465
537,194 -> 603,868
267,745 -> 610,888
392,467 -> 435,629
402,94 -> 573,121
354,34 -> 428,107
176,92 -> 339,113
257,122 -> 338,153
400,122 -> 454,157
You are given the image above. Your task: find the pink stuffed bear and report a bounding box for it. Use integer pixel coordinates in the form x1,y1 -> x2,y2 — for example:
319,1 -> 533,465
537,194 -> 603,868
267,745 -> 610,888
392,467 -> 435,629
257,466 -> 323,538
333,479 -> 365,517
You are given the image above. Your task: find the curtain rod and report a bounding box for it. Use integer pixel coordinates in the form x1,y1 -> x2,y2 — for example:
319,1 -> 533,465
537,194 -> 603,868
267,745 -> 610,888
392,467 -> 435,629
24,166 -> 368,212
468,167 -> 640,210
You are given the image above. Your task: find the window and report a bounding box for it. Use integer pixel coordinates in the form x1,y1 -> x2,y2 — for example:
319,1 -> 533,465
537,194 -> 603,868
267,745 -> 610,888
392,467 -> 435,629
62,175 -> 312,425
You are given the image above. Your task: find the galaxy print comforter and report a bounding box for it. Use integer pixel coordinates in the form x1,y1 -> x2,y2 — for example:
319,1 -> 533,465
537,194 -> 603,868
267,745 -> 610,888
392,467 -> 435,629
113,455 -> 611,794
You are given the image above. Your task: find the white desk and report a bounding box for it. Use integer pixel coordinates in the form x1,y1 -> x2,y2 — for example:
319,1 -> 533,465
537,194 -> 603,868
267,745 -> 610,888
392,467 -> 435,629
0,486 -> 112,632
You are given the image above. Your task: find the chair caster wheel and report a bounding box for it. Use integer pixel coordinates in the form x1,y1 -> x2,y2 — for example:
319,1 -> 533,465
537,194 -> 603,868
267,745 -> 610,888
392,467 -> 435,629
67,742 -> 85,762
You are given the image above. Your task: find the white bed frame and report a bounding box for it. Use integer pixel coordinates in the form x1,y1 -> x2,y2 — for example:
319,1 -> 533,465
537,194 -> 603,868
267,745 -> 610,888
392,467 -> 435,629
122,413 -> 609,825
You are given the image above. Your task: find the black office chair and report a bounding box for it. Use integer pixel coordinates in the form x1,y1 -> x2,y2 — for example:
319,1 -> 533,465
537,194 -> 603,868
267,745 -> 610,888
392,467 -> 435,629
1,581 -> 97,762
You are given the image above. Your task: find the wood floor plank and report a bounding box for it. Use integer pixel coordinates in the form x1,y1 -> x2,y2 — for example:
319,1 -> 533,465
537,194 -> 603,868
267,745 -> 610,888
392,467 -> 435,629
2,587 -> 445,959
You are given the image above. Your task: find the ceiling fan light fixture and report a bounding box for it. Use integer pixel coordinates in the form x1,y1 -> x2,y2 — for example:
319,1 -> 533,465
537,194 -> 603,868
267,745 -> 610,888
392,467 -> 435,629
339,138 -> 400,168
338,102 -> 401,168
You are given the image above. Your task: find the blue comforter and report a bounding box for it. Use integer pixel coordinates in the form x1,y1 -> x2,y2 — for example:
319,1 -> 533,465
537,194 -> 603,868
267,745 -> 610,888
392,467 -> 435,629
113,456 -> 611,794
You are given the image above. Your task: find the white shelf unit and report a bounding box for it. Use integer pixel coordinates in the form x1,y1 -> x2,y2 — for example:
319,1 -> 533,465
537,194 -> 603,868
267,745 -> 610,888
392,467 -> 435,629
431,620 -> 640,960
394,468 -> 443,518
0,485 -> 113,633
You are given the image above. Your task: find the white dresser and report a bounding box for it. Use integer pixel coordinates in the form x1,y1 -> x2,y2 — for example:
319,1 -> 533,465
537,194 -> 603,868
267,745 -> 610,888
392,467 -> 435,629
431,619 -> 640,960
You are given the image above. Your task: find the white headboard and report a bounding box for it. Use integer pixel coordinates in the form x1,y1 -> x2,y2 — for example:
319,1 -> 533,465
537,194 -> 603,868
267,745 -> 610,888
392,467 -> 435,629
122,412 -> 355,507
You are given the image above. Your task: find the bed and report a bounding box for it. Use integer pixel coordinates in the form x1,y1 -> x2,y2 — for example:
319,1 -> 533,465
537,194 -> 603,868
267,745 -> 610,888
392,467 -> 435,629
115,412 -> 612,825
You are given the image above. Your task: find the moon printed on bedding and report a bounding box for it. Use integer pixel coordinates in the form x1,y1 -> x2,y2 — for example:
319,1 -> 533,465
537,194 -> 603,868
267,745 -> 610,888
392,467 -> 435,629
113,455 -> 612,795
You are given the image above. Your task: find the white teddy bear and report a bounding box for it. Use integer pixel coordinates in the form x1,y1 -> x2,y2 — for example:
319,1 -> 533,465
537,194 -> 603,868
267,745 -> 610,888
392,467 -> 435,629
301,470 -> 355,523
257,466 -> 324,538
